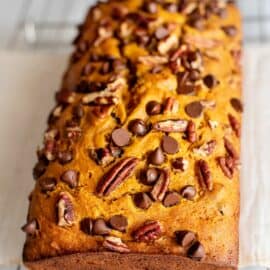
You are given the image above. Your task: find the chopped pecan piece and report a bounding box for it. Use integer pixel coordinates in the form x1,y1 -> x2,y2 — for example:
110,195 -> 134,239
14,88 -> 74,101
57,192 -> 75,227
153,119 -> 188,133
193,140 -> 217,157
150,169 -> 170,201
196,160 -> 213,191
103,236 -> 130,253
42,129 -> 59,161
172,157 -> 189,172
184,35 -> 222,49
82,92 -> 117,105
89,148 -> 114,166
186,121 -> 197,143
228,114 -> 241,137
158,34 -> 179,55
94,26 -> 113,46
96,157 -> 139,196
92,105 -> 113,119
65,124 -> 82,141
200,100 -> 216,109
133,221 -> 162,242
21,219 -> 39,236
138,55 -> 168,67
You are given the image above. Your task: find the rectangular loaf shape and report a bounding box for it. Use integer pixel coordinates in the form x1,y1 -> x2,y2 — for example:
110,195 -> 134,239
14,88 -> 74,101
22,0 -> 242,269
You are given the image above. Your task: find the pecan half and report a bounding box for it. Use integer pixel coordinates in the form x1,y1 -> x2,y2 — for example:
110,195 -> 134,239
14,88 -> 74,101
196,160 -> 213,191
96,157 -> 139,196
57,192 -> 75,227
103,236 -> 130,253
228,114 -> 241,137
150,169 -> 170,201
153,119 -> 188,133
217,156 -> 235,179
224,137 -> 239,160
193,140 -> 217,157
186,121 -> 197,143
133,221 -> 162,242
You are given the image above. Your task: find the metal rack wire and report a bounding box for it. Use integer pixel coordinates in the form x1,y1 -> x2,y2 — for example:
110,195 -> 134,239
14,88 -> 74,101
9,0 -> 270,50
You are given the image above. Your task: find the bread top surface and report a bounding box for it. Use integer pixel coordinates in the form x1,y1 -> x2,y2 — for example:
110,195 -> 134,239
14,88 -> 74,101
23,0 -> 242,266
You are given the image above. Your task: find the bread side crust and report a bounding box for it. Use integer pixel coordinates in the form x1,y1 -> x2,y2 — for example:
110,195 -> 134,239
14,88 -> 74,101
24,252 -> 237,270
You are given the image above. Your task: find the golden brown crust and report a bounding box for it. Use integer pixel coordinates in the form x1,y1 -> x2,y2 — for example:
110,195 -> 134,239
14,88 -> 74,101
23,0 -> 242,269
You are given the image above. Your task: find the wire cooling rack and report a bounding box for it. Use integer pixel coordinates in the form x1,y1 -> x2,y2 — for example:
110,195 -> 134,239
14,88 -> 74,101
8,0 -> 270,50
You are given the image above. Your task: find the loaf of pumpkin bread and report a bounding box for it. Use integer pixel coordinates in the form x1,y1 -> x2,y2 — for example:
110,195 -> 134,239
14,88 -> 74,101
22,0 -> 242,269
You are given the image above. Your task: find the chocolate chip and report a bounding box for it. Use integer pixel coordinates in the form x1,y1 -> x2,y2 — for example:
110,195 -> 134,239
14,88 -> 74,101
163,191 -> 181,207
134,193 -> 152,209
60,170 -> 79,188
203,74 -> 218,89
185,101 -> 203,118
33,160 -> 48,180
162,135 -> 179,154
175,230 -> 196,247
222,25 -> 237,37
21,219 -> 39,236
109,215 -> 128,232
142,168 -> 159,185
128,119 -> 148,136
149,147 -> 165,165
112,128 -> 131,147
230,98 -> 243,113
155,26 -> 169,40
180,185 -> 196,200
39,177 -> 57,192
146,101 -> 163,115
177,72 -> 197,95
187,241 -> 205,261
58,150 -> 74,165
93,218 -> 111,235
80,218 -> 93,235
189,70 -> 201,81
144,1 -> 158,14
